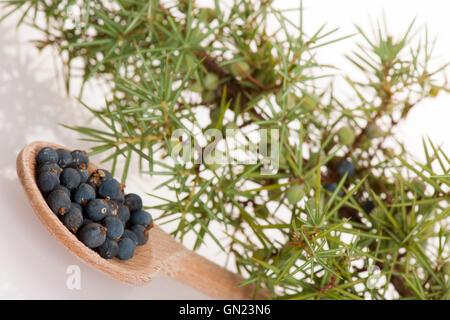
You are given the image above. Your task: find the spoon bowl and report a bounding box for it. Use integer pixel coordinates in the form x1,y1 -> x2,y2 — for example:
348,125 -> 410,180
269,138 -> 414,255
17,141 -> 265,299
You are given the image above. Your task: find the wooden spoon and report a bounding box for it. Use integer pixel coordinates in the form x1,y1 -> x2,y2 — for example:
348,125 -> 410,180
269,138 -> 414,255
16,141 -> 267,300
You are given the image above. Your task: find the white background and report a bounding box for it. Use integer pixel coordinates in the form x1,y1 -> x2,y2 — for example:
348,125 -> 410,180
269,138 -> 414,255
0,0 -> 448,299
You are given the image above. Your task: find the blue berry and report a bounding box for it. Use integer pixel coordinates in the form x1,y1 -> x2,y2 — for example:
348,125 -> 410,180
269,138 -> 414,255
71,202 -> 82,212
101,169 -> 113,180
95,169 -> 113,180
336,159 -> 355,179
130,224 -> 149,245
54,184 -> 71,198
81,218 -> 93,228
88,169 -> 113,189
116,191 -> 125,203
106,200 -> 119,217
97,239 -> 119,259
325,183 -> 336,192
37,171 -> 59,193
122,229 -> 139,246
117,203 -> 130,224
56,149 -> 73,168
117,237 -> 136,260
62,203 -> 84,232
362,200 -> 375,214
102,216 -> 124,240
71,150 -> 89,169
325,183 -> 344,197
79,223 -> 106,248
36,147 -> 58,165
38,162 -> 61,178
77,168 -> 89,184
72,183 -> 96,205
124,193 -> 143,212
85,199 -> 110,221
47,189 -> 71,215
60,167 -> 81,190
130,210 -> 152,229
98,179 -> 121,199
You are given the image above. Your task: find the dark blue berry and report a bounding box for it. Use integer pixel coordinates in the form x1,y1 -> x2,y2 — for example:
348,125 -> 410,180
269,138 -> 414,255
71,150 -> 89,169
38,162 -> 61,178
62,203 -> 84,233
117,203 -> 130,224
60,167 -> 81,190
325,183 -> 336,192
130,224 -> 149,246
336,159 -> 355,179
124,193 -> 143,212
71,202 -> 82,212
117,237 -> 136,260
122,229 -> 138,246
88,169 -> 113,189
94,169 -> 113,180
362,200 -> 375,214
130,210 -> 152,229
81,218 -> 93,228
102,216 -> 124,240
85,199 -> 110,221
79,223 -> 107,248
73,183 -> 96,205
37,171 -> 59,193
56,149 -> 73,168
47,189 -> 71,215
36,147 -> 58,165
116,191 -> 125,202
53,184 -> 71,198
77,168 -> 89,184
100,169 -> 113,180
325,183 -> 344,197
98,179 -> 121,199
97,239 -> 119,259
106,200 -> 119,217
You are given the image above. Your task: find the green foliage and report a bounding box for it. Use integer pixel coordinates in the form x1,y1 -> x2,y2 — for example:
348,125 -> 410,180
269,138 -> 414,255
2,0 -> 449,299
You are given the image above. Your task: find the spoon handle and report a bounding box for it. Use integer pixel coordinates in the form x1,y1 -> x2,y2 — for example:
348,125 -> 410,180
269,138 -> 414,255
148,226 -> 267,299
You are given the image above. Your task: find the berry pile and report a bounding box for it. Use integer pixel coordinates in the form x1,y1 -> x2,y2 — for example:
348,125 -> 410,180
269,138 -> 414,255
35,146 -> 153,260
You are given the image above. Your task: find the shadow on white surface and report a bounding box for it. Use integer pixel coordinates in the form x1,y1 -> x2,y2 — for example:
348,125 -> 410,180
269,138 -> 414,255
0,22 -> 209,299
